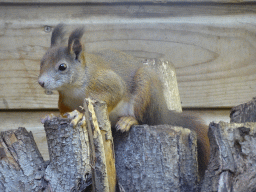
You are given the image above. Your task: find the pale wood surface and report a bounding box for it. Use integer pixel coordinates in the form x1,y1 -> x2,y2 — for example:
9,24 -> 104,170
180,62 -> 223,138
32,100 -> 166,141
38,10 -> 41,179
1,4 -> 256,109
1,0 -> 255,3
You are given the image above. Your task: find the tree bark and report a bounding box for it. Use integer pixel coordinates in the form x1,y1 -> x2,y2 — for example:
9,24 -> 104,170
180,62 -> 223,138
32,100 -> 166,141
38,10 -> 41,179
201,121 -> 256,192
0,115 -> 200,192
230,97 -> 256,123
202,98 -> 256,191
113,125 -> 199,192
0,127 -> 47,192
0,117 -> 93,191
0,99 -> 116,192
43,116 -> 91,192
0,56 -> 194,191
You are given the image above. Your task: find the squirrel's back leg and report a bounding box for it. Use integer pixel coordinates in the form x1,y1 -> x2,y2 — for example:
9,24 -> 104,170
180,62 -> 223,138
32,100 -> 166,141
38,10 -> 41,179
115,66 -> 159,132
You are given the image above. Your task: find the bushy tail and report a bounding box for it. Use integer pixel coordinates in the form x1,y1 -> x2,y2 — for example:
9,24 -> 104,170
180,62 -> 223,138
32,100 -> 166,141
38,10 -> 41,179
145,94 -> 210,177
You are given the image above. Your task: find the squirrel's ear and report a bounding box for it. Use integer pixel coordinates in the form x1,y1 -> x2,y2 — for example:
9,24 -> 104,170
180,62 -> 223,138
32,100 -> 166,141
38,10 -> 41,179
68,27 -> 84,60
51,23 -> 66,47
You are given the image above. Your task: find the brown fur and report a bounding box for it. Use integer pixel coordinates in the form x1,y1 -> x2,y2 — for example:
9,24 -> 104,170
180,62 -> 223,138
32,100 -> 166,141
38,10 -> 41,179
58,91 -> 72,116
38,24 -> 210,178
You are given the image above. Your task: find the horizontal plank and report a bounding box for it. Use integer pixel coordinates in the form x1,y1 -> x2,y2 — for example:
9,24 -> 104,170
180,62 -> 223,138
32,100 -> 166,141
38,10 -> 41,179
1,3 -> 256,20
1,4 -> 256,108
1,0 -> 256,3
0,109 -> 231,160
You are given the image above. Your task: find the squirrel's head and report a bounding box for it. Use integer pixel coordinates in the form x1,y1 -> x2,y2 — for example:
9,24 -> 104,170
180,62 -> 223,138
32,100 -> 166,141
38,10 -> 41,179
38,24 -> 85,91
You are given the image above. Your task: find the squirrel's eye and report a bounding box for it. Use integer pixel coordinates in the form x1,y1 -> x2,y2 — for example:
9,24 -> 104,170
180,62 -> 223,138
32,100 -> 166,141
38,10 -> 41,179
58,63 -> 67,71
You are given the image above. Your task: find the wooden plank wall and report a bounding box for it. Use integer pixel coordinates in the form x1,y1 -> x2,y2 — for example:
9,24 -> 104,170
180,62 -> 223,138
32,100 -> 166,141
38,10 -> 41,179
1,1 -> 255,159
1,3 -> 256,109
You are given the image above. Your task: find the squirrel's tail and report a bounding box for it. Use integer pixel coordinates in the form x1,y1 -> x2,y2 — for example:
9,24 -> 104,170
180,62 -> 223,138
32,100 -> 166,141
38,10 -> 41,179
143,92 -> 210,178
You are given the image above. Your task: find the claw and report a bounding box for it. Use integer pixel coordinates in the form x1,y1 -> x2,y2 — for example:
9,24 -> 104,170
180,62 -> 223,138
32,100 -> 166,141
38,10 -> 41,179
65,110 -> 85,128
116,116 -> 138,132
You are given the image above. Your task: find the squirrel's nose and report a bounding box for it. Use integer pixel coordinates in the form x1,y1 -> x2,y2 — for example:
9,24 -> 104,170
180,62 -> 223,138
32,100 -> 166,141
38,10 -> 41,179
38,80 -> 45,88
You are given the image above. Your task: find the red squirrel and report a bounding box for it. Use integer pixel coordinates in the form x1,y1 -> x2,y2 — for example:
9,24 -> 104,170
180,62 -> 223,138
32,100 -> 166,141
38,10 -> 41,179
38,24 -> 210,177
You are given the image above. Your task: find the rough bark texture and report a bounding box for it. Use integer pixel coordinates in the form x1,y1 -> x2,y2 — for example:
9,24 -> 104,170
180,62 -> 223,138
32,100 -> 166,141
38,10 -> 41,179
44,117 -> 91,192
0,99 -> 117,192
113,124 -> 199,192
0,116 -> 93,192
4,96 -> 256,192
201,121 -> 256,192
0,127 -> 46,192
230,97 -> 256,123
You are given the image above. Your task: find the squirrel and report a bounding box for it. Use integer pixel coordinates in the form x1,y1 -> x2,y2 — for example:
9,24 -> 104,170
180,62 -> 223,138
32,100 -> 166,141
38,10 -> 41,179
38,24 -> 210,177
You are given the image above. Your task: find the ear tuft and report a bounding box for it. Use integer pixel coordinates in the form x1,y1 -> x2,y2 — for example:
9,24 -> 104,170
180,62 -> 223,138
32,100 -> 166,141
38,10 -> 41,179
68,27 -> 85,57
72,39 -> 82,60
51,23 -> 66,47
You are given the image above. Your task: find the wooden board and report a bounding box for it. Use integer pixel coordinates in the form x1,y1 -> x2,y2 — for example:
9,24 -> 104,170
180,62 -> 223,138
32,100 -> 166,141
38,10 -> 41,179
1,0 -> 255,3
1,4 -> 256,109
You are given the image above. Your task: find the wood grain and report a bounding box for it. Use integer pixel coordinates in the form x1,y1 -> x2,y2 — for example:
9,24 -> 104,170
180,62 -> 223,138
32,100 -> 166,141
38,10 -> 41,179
1,0 -> 255,3
1,4 -> 256,109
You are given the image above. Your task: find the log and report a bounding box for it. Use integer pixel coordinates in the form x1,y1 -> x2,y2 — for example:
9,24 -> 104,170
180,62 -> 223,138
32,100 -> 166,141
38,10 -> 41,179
0,110 -> 200,191
0,118 -> 93,191
201,98 -> 256,191
84,99 -> 116,192
113,124 -> 199,192
43,99 -> 117,192
142,58 -> 181,112
43,116 -> 92,191
201,121 -> 256,192
230,97 -> 256,123
0,127 -> 46,192
0,100 -> 118,192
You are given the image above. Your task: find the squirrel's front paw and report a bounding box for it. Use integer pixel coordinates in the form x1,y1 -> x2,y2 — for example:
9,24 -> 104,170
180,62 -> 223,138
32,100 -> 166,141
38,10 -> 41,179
65,110 -> 86,128
116,116 -> 138,132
